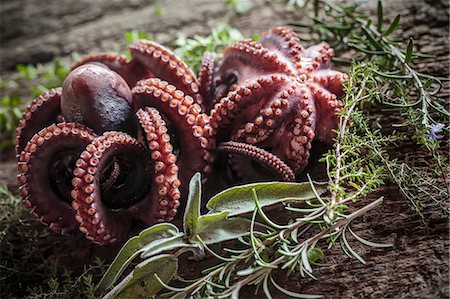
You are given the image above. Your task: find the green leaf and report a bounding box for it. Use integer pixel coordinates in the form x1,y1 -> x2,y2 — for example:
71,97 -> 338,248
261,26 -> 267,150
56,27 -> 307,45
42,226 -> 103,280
195,216 -> 252,244
196,211 -> 229,233
207,182 -> 325,216
377,1 -> 383,32
140,234 -> 191,258
361,27 -> 383,50
183,172 -> 202,235
383,14 -> 400,36
405,38 -> 414,64
96,223 -> 179,292
372,69 -> 413,79
307,248 -> 324,263
104,254 -> 177,299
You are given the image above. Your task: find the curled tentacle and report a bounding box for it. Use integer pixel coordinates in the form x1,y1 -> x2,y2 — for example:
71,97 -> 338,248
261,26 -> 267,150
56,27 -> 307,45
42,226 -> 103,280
306,82 -> 341,144
16,88 -> 62,157
129,40 -> 202,106
260,26 -> 304,72
135,107 -> 181,223
71,132 -> 154,245
198,52 -> 215,111
17,123 -> 96,235
213,40 -> 295,99
309,69 -> 348,97
132,78 -> 214,196
210,75 -> 290,141
217,141 -> 295,181
297,43 -> 334,74
70,53 -> 153,87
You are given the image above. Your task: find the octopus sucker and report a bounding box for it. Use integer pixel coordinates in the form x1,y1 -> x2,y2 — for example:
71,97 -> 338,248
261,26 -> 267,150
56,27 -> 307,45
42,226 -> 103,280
16,88 -> 63,157
71,132 -> 154,245
217,141 -> 295,182
135,107 -> 181,223
129,40 -> 202,106
132,78 -> 214,196
17,122 -> 96,235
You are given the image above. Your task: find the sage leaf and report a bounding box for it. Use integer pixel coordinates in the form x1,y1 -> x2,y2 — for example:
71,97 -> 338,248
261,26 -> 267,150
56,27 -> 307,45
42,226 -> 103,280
207,182 -> 325,216
97,223 -> 180,292
383,14 -> 400,36
183,172 -> 202,235
195,217 -> 252,244
103,254 -> 177,299
195,211 -> 229,233
140,234 -> 191,258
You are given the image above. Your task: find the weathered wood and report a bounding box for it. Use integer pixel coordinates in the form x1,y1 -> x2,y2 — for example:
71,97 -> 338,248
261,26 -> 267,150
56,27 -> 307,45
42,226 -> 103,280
0,0 -> 448,298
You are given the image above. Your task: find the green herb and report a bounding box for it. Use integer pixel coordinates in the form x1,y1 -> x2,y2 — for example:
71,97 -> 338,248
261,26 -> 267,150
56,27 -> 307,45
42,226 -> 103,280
0,58 -> 70,149
0,186 -> 106,298
289,0 -> 449,215
98,174 -> 388,298
173,24 -> 245,73
124,30 -> 153,46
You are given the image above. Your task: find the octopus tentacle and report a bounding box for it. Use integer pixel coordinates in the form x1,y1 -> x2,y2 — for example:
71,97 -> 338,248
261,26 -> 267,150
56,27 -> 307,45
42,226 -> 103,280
279,84 -> 317,171
135,107 -> 181,223
198,52 -> 215,111
217,141 -> 295,181
129,40 -> 202,106
260,27 -> 304,72
16,88 -> 62,157
231,93 -> 292,144
309,69 -> 348,96
17,122 -> 96,235
297,43 -> 334,74
214,40 -> 295,93
210,75 -> 289,141
71,132 -> 153,245
132,78 -> 214,195
307,82 -> 342,144
70,53 -> 153,87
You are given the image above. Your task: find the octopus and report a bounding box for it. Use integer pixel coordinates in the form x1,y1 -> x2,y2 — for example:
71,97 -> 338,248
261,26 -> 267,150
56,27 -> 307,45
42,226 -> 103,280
202,27 -> 348,182
16,26 -> 347,245
16,41 -> 213,245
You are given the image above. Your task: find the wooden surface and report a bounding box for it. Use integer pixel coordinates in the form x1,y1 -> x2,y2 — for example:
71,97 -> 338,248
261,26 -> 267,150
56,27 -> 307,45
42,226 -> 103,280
0,0 -> 448,298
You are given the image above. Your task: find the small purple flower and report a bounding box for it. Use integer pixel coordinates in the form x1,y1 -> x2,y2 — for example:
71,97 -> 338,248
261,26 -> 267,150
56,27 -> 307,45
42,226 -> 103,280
428,123 -> 445,140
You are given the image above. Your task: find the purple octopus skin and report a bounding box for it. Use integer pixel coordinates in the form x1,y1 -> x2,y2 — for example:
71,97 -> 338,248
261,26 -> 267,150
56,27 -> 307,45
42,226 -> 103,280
197,26 -> 348,181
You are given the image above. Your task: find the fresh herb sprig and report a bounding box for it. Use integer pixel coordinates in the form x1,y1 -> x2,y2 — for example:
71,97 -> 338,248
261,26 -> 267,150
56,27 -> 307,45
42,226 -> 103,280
0,58 -> 69,149
289,0 -> 449,214
174,24 -> 244,73
289,0 -> 448,138
97,174 -> 388,299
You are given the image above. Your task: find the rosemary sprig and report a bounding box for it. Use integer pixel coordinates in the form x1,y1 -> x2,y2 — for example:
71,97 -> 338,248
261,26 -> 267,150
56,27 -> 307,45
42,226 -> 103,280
290,0 -> 449,214
289,0 -> 449,130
